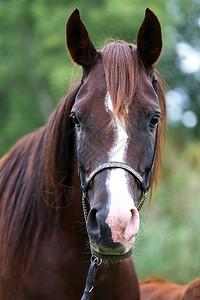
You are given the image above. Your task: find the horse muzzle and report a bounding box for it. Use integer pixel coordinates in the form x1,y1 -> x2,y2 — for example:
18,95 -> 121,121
86,204 -> 139,260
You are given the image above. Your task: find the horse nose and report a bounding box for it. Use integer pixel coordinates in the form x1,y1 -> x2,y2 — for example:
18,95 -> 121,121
105,207 -> 139,244
87,205 -> 139,255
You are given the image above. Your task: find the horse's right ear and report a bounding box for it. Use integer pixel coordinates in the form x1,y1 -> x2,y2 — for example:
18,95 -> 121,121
137,8 -> 162,67
66,8 -> 96,68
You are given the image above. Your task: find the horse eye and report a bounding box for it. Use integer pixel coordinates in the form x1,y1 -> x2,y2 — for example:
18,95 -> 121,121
149,115 -> 159,128
71,113 -> 80,126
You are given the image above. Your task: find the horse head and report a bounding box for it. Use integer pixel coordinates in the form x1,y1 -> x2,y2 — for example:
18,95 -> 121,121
66,8 -> 163,260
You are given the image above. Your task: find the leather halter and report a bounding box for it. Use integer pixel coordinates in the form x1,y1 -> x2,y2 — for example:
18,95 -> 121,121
75,75 -> 158,211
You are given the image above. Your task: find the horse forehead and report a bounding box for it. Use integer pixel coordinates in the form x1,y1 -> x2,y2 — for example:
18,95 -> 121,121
75,68 -> 106,107
136,72 -> 159,106
75,57 -> 159,114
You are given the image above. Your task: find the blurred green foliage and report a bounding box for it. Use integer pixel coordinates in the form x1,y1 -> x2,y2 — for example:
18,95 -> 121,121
0,0 -> 200,285
135,138 -> 200,283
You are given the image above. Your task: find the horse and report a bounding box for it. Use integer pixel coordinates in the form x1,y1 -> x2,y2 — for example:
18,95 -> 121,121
140,276 -> 200,299
0,8 -> 166,299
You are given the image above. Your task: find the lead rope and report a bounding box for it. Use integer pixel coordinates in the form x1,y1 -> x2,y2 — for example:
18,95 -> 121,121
80,258 -> 102,300
81,192 -> 102,300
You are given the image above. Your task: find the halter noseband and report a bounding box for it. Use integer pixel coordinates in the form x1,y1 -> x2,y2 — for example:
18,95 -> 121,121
75,75 -> 158,211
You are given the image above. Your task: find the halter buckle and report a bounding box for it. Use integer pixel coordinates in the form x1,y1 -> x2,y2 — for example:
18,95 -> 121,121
91,255 -> 103,267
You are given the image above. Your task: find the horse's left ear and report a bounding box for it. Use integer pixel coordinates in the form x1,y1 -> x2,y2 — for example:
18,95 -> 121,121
137,8 -> 162,66
66,8 -> 97,68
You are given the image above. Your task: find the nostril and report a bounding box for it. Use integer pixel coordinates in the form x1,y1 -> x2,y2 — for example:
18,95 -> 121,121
130,208 -> 137,218
88,208 -> 98,228
87,208 -> 100,240
128,208 -> 140,236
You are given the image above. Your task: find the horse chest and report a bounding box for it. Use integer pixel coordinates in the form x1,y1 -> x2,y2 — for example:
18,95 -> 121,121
15,248 -> 140,300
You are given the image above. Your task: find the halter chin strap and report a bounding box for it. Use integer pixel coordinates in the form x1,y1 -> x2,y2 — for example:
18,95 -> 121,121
75,74 -> 158,211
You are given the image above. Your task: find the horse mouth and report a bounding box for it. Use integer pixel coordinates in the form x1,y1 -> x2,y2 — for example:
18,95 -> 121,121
90,245 -> 133,260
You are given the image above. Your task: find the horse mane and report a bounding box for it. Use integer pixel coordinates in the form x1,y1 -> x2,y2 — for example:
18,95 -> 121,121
140,274 -> 166,284
101,41 -> 167,190
0,84 -> 79,280
151,75 -> 167,188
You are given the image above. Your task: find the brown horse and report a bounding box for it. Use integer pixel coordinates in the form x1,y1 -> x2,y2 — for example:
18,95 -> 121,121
0,8 -> 166,299
140,276 -> 200,299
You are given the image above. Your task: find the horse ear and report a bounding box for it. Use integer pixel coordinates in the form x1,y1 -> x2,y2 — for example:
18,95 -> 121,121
66,8 -> 96,67
137,8 -> 162,66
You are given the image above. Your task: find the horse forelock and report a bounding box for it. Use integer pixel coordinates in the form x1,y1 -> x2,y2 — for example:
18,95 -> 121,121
101,41 -> 139,124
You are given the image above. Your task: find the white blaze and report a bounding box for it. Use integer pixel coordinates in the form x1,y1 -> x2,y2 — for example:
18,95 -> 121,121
105,92 -> 139,249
